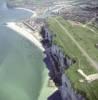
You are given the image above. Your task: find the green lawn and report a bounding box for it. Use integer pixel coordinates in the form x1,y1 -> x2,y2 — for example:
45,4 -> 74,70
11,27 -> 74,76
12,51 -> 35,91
58,18 -> 98,63
47,17 -> 98,100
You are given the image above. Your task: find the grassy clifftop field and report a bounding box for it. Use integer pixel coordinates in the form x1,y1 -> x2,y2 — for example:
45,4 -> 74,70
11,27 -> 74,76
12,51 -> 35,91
47,17 -> 98,100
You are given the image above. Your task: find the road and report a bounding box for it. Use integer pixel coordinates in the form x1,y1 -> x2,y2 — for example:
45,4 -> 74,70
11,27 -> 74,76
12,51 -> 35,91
55,18 -> 98,71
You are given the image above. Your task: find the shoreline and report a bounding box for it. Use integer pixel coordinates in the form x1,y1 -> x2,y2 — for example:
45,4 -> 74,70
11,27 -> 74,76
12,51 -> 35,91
6,22 -> 44,52
6,21 -> 58,99
15,7 -> 37,18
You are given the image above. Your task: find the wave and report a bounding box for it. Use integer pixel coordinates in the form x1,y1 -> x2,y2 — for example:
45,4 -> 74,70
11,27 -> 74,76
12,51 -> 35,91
0,2 -> 8,9
15,7 -> 37,17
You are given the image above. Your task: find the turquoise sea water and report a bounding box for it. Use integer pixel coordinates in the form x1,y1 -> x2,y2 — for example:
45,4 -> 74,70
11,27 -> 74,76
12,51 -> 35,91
0,1 -> 49,100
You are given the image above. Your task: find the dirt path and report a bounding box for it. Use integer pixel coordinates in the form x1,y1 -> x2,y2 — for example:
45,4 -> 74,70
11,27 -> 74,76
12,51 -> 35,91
68,20 -> 98,35
55,18 -> 98,71
80,24 -> 98,35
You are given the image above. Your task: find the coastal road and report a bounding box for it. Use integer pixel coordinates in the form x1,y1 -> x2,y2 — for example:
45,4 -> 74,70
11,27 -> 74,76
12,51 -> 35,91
54,18 -> 98,71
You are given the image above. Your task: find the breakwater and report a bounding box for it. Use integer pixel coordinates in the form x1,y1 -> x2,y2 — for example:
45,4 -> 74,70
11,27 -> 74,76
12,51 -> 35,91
40,26 -> 85,100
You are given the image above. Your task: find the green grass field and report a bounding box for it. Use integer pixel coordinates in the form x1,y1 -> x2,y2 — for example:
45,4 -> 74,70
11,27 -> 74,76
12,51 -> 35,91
47,17 -> 98,100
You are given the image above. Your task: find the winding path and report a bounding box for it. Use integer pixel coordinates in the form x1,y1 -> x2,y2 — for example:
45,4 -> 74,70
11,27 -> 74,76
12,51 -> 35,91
55,18 -> 98,70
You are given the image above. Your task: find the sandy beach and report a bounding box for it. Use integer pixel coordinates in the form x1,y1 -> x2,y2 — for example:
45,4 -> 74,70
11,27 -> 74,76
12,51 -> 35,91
6,22 -> 44,51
